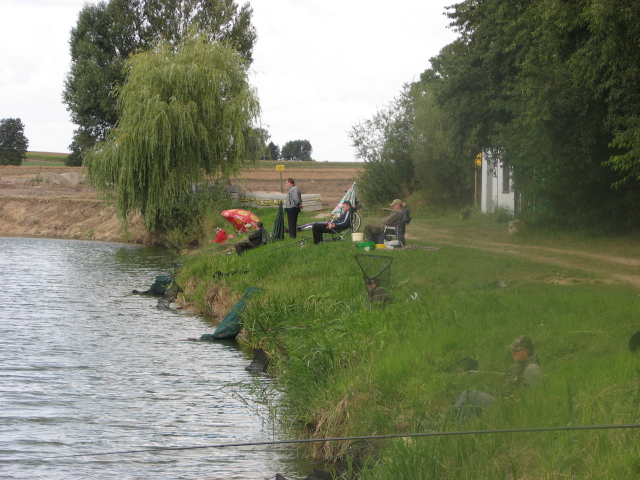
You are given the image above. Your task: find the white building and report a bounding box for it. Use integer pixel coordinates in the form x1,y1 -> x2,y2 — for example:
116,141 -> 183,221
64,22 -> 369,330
480,149 -> 518,214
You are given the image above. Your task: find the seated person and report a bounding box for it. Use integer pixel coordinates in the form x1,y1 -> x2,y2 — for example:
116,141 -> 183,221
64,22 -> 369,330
366,278 -> 393,305
312,201 -> 352,244
235,221 -> 266,255
453,335 -> 541,419
210,228 -> 228,243
364,199 -> 405,242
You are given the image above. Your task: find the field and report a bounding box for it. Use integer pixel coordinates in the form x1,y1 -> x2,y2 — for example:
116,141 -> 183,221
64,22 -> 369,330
0,156 -> 361,242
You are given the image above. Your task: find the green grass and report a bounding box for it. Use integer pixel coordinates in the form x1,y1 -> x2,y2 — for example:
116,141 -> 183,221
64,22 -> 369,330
25,151 -> 69,166
243,160 -> 362,169
177,207 -> 640,479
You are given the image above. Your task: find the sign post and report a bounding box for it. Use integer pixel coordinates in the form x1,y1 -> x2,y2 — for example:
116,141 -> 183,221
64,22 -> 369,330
474,153 -> 482,208
276,164 -> 285,193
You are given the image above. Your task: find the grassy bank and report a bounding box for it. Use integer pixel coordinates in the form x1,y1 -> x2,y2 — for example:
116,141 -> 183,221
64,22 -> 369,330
176,209 -> 640,479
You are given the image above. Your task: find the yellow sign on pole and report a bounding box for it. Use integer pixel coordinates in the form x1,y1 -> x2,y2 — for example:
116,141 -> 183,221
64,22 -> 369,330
275,165 -> 285,171
475,153 -> 482,166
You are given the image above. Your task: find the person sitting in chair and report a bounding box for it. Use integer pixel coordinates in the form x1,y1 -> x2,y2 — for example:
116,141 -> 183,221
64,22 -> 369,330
364,199 -> 405,243
312,201 -> 352,244
235,222 -> 267,255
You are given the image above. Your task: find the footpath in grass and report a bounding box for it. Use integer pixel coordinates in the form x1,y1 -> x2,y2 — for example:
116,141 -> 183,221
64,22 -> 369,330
177,210 -> 640,479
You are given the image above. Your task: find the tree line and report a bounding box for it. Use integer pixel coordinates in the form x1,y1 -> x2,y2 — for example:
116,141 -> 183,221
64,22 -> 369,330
352,0 -> 640,231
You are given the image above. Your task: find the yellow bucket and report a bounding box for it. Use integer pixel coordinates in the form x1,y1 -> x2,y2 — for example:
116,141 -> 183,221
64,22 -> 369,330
351,232 -> 364,242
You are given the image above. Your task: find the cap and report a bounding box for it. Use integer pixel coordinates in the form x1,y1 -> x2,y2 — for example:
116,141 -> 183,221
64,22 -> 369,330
508,335 -> 534,353
390,199 -> 403,206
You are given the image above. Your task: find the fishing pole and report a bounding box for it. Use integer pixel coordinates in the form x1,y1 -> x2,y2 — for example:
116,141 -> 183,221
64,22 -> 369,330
20,423 -> 640,461
250,236 -> 310,256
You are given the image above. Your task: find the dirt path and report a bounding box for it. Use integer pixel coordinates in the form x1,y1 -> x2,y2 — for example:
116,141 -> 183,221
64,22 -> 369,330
408,224 -> 640,288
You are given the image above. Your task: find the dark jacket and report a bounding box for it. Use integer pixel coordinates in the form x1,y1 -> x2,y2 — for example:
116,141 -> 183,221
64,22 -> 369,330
332,209 -> 352,230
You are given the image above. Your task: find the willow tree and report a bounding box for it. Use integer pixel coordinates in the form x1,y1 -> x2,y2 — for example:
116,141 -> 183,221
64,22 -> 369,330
86,34 -> 259,234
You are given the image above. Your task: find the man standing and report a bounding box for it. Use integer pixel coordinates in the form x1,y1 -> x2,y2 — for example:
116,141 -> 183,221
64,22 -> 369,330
364,199 -> 405,243
284,178 -> 303,238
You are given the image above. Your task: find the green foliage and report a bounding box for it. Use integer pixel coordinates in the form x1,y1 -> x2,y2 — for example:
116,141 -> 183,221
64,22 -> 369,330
244,127 -> 271,161
423,0 -> 640,230
281,139 -> 313,161
63,0 -> 256,161
85,33 -> 260,234
349,86 -> 415,205
0,118 -> 29,166
161,182 -> 231,250
267,141 -> 280,160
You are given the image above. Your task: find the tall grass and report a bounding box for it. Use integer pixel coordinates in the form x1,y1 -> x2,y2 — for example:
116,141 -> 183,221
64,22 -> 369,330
176,209 -> 640,478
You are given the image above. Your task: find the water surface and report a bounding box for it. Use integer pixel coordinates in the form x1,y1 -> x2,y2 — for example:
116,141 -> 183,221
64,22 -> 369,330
0,237 -> 288,479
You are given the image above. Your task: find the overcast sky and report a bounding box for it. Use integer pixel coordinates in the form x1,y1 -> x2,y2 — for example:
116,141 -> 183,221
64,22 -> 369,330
0,0 -> 458,161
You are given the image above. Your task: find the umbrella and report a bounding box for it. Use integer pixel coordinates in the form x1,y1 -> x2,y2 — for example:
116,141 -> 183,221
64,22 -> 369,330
221,209 -> 261,233
272,201 -> 285,241
332,182 -> 356,216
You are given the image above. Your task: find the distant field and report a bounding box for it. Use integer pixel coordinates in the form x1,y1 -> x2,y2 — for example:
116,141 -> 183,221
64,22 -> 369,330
252,160 -> 361,169
21,154 -> 359,170
25,152 -> 69,166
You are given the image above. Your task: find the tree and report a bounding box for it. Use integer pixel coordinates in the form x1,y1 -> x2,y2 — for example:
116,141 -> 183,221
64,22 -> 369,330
85,34 -> 260,234
63,0 -> 256,163
0,118 -> 29,166
424,0 -> 640,229
349,87 -> 415,204
268,141 -> 280,160
281,140 -> 313,161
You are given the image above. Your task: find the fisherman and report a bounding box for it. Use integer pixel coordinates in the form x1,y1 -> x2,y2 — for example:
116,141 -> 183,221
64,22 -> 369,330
312,200 -> 352,244
363,199 -> 405,243
452,335 -> 542,418
234,222 -> 268,255
366,278 -> 393,305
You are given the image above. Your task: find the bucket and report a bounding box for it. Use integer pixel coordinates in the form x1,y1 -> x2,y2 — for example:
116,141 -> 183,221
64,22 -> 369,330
357,241 -> 375,251
352,232 -> 364,242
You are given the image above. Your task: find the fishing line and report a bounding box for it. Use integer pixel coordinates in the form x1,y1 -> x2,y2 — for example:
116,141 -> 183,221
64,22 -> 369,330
14,423 -> 640,461
263,439 -> 385,480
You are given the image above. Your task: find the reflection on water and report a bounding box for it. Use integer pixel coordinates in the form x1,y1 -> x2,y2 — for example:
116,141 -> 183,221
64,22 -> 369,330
0,237 -> 291,479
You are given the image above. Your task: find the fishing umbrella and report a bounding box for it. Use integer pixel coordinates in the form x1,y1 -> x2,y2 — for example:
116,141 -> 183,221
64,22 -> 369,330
221,209 -> 261,233
332,182 -> 356,216
272,201 -> 285,241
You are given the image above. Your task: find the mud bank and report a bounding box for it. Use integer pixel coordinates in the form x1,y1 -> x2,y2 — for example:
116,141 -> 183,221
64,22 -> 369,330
0,196 -> 159,244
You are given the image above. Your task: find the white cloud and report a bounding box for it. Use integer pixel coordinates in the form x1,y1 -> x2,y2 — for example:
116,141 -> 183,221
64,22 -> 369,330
0,0 -> 458,158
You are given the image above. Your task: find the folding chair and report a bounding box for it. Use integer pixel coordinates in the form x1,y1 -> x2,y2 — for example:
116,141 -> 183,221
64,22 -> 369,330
382,208 -> 412,248
323,209 -> 354,242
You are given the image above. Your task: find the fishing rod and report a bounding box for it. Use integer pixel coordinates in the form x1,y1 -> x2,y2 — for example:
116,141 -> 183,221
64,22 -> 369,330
22,423 -> 640,461
250,236 -> 309,256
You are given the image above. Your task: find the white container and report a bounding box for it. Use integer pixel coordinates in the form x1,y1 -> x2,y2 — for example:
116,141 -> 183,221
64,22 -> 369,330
352,232 -> 364,242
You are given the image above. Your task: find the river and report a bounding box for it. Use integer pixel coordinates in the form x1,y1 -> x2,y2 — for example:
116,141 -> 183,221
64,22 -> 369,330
0,237 -> 293,479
